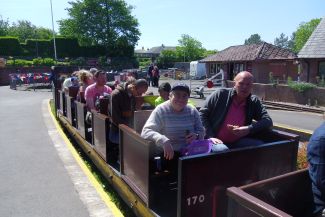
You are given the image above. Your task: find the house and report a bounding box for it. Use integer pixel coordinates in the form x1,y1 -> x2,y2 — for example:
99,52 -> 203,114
200,42 -> 297,83
134,44 -> 176,60
298,17 -> 325,83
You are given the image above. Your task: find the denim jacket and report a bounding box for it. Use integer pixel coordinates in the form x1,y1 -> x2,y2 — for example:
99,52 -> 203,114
308,122 -> 325,215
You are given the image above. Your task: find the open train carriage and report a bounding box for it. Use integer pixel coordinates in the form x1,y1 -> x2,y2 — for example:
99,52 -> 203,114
119,124 -> 299,217
57,90 -> 66,116
177,130 -> 299,217
66,86 -> 79,127
226,169 -> 314,217
75,100 -> 92,143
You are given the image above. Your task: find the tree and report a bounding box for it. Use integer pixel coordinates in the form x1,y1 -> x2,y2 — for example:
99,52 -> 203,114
58,0 -> 140,51
35,27 -> 54,40
0,16 -> 9,36
244,34 -> 263,45
293,18 -> 321,53
203,49 -> 217,57
7,20 -> 37,42
287,32 -> 296,52
157,49 -> 180,68
176,34 -> 205,62
274,33 -> 289,49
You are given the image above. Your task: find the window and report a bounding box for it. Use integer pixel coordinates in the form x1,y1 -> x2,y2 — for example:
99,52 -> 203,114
319,62 -> 325,79
234,63 -> 244,75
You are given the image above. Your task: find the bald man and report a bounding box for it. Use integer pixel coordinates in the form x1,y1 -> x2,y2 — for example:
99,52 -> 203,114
199,71 -> 273,151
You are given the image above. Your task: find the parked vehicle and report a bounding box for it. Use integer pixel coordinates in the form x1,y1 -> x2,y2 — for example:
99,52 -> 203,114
190,61 -> 206,80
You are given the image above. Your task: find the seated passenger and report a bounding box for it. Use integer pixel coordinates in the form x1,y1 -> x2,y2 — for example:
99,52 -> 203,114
77,69 -> 94,101
307,121 -> 325,217
199,71 -> 273,151
155,82 -> 171,106
84,70 -> 112,111
110,77 -> 148,143
155,82 -> 196,108
62,76 -> 79,94
78,69 -> 94,92
141,83 -> 205,160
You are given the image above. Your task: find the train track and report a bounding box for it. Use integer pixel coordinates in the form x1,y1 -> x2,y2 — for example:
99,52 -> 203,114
263,101 -> 325,114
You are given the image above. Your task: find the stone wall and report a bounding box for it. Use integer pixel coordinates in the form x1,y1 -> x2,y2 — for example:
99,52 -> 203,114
227,81 -> 325,106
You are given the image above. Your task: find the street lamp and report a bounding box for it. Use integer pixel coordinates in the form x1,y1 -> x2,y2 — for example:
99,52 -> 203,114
50,0 -> 57,61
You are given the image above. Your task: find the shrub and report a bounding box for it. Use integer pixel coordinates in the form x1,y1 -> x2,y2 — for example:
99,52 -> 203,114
288,81 -> 316,93
138,58 -> 151,68
70,57 -> 86,66
33,57 -> 43,66
12,59 -> 33,67
43,58 -> 55,66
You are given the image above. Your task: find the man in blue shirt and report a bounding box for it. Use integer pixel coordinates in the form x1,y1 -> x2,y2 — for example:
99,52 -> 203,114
308,120 -> 325,216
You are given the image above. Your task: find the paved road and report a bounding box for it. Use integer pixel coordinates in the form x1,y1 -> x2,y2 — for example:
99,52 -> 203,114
268,110 -> 323,132
0,86 -> 113,217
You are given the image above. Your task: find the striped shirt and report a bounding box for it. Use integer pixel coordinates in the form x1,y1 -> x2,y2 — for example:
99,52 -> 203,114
141,100 -> 205,151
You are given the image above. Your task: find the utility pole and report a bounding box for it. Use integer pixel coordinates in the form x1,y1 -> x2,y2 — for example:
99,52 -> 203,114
34,30 -> 39,57
50,0 -> 57,61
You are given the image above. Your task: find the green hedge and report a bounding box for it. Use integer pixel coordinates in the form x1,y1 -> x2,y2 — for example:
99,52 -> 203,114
0,36 -> 136,69
0,37 -> 22,56
52,37 -> 80,58
79,45 -> 106,57
24,39 -> 52,57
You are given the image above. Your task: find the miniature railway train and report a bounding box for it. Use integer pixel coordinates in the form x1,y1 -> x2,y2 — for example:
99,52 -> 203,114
52,68 -> 312,217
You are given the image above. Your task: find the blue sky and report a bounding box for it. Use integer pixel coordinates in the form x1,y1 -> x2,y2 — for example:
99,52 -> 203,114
1,0 -> 324,50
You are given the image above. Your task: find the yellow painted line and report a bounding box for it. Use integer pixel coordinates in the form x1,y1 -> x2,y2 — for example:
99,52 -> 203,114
274,123 -> 313,135
47,100 -> 123,217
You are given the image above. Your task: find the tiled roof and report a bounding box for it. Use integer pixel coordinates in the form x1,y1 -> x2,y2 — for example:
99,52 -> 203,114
149,46 -> 176,54
200,42 -> 296,62
298,17 -> 325,58
135,45 -> 176,54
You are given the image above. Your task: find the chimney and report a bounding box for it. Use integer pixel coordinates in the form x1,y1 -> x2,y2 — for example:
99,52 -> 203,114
142,46 -> 144,50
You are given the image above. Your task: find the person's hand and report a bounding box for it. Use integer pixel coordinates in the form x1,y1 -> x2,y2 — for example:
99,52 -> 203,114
229,125 -> 250,137
163,142 -> 174,160
209,137 -> 223,144
226,124 -> 239,131
185,133 -> 198,144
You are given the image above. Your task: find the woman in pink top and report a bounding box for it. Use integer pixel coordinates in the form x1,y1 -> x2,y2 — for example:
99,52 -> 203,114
84,70 -> 112,111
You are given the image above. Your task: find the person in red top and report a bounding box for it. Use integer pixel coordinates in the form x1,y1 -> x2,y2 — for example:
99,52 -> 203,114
152,65 -> 160,87
84,70 -> 112,111
199,71 -> 273,152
